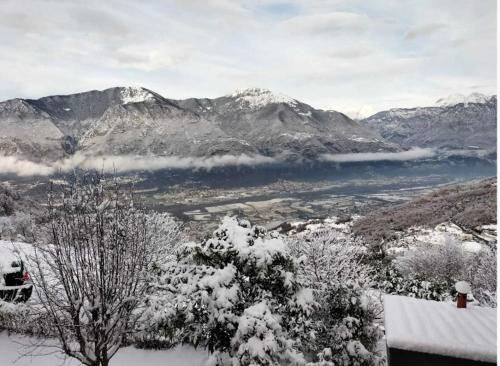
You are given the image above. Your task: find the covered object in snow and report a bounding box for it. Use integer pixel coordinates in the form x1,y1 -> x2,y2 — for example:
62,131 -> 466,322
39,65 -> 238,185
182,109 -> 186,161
384,295 -> 497,366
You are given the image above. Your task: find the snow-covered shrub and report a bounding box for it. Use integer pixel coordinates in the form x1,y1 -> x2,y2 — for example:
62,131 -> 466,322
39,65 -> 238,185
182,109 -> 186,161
0,301 -> 52,336
386,236 -> 496,306
379,266 -> 449,301
395,236 -> 469,286
157,217 -> 313,365
0,183 -> 17,216
288,229 -> 384,365
469,247 -> 497,307
0,213 -> 34,242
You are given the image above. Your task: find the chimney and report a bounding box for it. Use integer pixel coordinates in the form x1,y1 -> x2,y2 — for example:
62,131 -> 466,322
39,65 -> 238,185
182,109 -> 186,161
455,281 -> 471,309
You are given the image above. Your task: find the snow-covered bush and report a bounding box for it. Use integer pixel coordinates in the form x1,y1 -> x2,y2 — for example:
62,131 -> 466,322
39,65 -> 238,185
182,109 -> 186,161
379,266 -> 449,301
156,217 -> 313,365
288,229 -> 384,365
0,213 -> 34,242
470,247 -> 497,307
385,237 -> 496,306
395,236 -> 469,286
0,183 -> 17,216
0,300 -> 52,336
29,174 -> 181,366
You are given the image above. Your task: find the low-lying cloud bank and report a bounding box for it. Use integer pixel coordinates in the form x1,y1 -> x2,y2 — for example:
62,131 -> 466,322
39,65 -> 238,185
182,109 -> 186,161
0,156 -> 56,176
0,148 -> 437,177
319,148 -> 435,163
0,153 -> 278,177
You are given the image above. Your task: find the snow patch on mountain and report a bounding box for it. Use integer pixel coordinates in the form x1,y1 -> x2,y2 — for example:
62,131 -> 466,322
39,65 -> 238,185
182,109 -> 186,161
229,88 -> 298,109
435,92 -> 490,107
387,108 -> 421,118
120,87 -> 154,105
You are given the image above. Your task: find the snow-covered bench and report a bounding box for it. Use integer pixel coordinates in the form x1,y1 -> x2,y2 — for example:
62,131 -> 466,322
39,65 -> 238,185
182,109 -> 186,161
384,295 -> 497,366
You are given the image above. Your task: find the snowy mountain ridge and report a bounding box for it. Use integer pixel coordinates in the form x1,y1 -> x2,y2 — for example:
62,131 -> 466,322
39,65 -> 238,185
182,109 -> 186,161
120,87 -> 155,105
361,94 -> 497,152
228,88 -> 298,109
435,92 -> 492,107
0,86 -> 395,162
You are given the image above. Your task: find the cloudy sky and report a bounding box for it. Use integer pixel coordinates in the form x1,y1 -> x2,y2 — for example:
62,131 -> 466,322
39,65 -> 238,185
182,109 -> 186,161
0,0 -> 496,117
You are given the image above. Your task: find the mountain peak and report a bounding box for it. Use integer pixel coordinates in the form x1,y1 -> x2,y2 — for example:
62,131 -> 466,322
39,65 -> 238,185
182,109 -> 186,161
435,92 -> 492,107
118,86 -> 155,105
228,88 -> 298,109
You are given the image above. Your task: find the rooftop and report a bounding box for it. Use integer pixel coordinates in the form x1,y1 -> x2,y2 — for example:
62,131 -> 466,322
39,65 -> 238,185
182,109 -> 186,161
384,295 -> 497,363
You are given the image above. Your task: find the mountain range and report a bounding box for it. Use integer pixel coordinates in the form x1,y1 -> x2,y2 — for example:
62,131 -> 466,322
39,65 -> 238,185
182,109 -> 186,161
361,94 -> 496,152
0,87 -> 496,165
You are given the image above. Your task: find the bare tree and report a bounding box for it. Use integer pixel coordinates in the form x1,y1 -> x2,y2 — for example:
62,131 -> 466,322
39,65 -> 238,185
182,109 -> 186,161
29,174 -> 180,366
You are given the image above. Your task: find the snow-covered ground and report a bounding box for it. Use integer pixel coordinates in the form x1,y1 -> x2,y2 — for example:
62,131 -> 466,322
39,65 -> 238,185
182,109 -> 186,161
385,222 -> 495,255
0,332 -> 208,366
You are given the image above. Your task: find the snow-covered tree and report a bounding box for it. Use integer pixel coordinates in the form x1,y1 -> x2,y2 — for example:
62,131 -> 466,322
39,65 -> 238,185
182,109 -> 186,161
29,174 -> 180,366
157,217 -> 313,365
470,247 -> 497,307
379,265 -> 449,301
288,229 -> 384,366
395,235 -> 468,286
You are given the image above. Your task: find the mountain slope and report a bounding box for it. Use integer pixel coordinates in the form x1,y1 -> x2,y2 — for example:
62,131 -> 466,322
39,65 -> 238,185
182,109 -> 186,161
0,87 -> 397,162
360,94 -> 497,152
0,99 -> 66,161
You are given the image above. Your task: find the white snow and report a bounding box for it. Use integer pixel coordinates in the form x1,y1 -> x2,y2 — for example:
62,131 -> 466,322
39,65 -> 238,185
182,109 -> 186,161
435,92 -> 491,107
481,224 -> 497,231
279,132 -> 313,140
462,241 -> 483,253
229,88 -> 298,109
0,333 -> 208,366
297,111 -> 312,117
455,281 -> 471,294
384,295 -> 497,363
395,223 -> 487,253
387,108 -> 420,118
349,136 -> 371,142
120,87 -> 154,105
0,243 -> 24,275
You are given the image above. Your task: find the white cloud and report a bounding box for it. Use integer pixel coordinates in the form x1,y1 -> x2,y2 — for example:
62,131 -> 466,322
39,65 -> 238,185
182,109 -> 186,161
0,156 -> 55,177
282,12 -> 371,34
404,23 -> 448,40
0,153 -> 278,177
320,148 -> 435,162
0,148 -> 438,177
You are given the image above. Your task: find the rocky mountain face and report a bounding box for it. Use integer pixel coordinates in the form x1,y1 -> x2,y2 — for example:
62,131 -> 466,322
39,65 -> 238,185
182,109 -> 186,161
0,87 -> 396,162
361,94 -> 497,152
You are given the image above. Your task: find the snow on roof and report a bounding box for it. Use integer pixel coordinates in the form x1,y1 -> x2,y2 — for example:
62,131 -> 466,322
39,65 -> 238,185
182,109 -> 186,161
384,295 -> 497,363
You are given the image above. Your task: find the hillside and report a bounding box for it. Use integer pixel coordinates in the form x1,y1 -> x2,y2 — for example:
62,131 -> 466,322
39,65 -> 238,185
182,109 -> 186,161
352,178 -> 497,243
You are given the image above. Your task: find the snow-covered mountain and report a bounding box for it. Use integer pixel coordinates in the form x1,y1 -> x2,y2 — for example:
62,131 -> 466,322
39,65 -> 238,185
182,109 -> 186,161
361,94 -> 497,152
0,87 -> 397,162
435,92 -> 491,107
